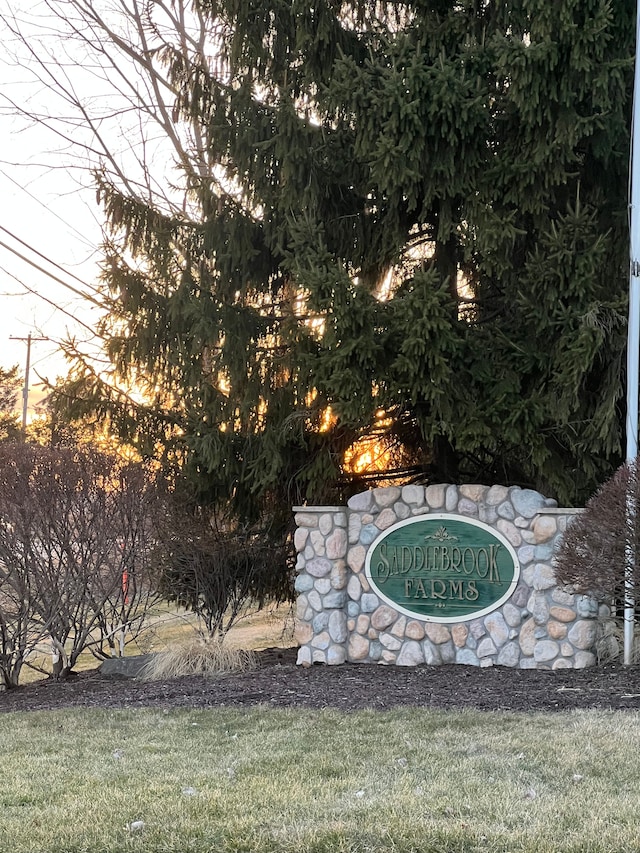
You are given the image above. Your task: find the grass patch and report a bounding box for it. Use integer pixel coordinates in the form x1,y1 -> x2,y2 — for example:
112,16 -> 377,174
141,637 -> 257,680
1,707 -> 640,852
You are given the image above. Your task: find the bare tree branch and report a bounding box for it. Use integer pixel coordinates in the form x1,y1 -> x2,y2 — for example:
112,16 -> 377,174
0,443 -> 162,686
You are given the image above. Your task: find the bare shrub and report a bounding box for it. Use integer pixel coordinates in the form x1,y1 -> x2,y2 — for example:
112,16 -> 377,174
0,443 -> 161,686
554,461 -> 640,604
154,497 -> 293,640
0,556 -> 42,688
140,638 -> 256,680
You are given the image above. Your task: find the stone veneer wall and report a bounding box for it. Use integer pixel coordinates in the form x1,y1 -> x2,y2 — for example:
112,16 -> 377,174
293,484 -> 607,669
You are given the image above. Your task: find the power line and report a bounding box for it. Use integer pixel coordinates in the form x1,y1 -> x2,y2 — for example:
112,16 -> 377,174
0,166 -> 97,249
0,223 -> 102,296
0,236 -> 103,308
0,264 -> 99,336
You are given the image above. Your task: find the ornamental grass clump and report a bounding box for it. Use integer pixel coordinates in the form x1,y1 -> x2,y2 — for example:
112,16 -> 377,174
141,638 -> 256,680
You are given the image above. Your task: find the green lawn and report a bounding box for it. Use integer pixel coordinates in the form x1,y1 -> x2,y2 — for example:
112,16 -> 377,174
1,706 -> 639,852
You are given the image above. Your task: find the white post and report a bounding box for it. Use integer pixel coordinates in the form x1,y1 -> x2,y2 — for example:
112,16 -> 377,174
625,2 -> 640,664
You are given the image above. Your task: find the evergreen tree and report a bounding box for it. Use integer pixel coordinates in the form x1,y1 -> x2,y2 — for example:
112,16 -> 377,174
18,0 -> 634,513
0,365 -> 21,442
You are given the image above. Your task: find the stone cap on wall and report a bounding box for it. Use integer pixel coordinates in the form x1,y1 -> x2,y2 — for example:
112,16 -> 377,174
293,504 -> 584,514
292,506 -> 345,513
536,507 -> 584,514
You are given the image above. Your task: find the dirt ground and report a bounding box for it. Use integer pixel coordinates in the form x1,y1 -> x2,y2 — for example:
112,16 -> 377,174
2,648 -> 640,714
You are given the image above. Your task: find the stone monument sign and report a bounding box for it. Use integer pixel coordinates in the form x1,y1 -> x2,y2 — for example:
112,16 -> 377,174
293,484 -> 605,669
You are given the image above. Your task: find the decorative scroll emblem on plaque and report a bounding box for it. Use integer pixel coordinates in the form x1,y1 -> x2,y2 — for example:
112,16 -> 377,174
365,514 -> 520,623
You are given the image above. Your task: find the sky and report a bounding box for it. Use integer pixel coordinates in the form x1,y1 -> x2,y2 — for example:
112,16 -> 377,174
0,6 -> 106,415
0,0 -> 186,417
0,122 -> 102,389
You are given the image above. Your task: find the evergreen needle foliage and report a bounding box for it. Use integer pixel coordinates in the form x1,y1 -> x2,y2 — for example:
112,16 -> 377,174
30,1 -> 633,514
0,365 -> 21,442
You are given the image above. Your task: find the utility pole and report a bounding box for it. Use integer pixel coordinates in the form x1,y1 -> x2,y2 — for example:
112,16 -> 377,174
9,333 -> 48,437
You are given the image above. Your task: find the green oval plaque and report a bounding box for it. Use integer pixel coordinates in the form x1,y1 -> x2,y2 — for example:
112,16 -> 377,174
365,514 -> 520,623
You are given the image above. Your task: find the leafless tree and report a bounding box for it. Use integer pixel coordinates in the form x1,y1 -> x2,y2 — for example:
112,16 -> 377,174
1,0 -> 224,222
0,0 -> 244,413
0,442 -> 161,686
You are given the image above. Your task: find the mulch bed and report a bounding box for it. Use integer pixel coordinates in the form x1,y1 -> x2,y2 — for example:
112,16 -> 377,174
2,648 -> 640,713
